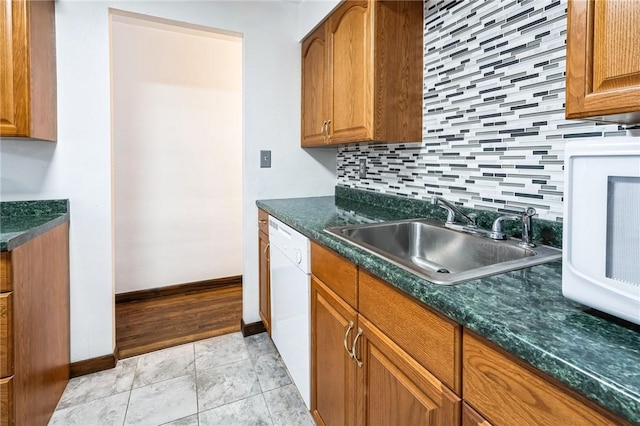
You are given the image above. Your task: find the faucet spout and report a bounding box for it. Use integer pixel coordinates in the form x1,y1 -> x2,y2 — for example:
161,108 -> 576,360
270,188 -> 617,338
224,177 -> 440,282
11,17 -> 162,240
431,196 -> 477,227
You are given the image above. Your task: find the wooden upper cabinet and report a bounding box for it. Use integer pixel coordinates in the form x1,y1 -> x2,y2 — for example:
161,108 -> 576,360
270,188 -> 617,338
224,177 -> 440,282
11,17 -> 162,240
0,0 -> 57,141
301,0 -> 423,147
301,25 -> 329,147
566,0 -> 640,124
327,1 -> 373,144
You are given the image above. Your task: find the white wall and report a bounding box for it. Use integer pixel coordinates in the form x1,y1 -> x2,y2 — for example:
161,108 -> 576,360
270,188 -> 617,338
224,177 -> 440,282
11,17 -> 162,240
298,0 -> 341,40
0,0 -> 336,362
112,14 -> 243,293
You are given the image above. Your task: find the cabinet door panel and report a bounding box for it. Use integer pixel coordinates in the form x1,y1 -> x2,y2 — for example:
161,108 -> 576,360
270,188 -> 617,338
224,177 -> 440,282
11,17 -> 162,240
0,293 -> 13,378
0,376 -> 13,426
462,402 -> 492,426
0,0 -> 27,136
327,0 -> 373,143
0,252 -> 11,292
358,316 -> 461,426
566,0 -> 640,123
258,231 -> 270,335
301,25 -> 328,147
311,277 -> 358,426
592,1 -> 640,92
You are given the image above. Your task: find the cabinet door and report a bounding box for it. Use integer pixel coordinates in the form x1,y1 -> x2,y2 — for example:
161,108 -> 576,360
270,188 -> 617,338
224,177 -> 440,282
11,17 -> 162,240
462,402 -> 492,426
356,316 -> 461,426
301,24 -> 329,147
0,376 -> 13,426
327,0 -> 373,144
258,231 -> 270,335
0,0 -> 26,136
566,0 -> 640,123
0,293 -> 13,378
0,0 -> 56,140
311,277 -> 358,426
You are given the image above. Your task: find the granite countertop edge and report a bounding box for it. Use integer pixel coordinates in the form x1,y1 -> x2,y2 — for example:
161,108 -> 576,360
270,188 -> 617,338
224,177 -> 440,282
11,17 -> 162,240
257,196 -> 640,424
1,200 -> 70,252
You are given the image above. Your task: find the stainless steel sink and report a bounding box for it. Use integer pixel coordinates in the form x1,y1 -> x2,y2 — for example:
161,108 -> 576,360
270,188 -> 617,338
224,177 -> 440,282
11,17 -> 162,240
325,219 -> 561,285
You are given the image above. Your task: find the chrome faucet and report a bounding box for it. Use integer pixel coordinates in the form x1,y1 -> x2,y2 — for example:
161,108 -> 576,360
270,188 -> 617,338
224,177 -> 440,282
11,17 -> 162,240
431,196 -> 478,227
489,207 -> 537,247
432,196 -> 538,246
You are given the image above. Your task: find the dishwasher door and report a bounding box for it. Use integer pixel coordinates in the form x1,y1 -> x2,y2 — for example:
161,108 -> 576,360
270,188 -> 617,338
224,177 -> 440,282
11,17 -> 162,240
269,217 -> 311,409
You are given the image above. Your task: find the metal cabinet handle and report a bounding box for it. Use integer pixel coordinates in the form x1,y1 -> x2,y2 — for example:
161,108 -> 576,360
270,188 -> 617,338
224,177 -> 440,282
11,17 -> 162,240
343,321 -> 355,358
259,219 -> 267,224
264,243 -> 270,261
325,119 -> 331,142
351,327 -> 363,367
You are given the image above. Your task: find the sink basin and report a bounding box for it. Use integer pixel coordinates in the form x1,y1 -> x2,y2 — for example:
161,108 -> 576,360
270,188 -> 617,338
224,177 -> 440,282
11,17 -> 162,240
325,219 -> 561,285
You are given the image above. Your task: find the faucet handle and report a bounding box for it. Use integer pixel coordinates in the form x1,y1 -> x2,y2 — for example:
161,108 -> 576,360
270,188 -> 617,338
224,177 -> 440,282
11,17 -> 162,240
490,214 -> 520,240
468,213 -> 478,226
524,207 -> 536,217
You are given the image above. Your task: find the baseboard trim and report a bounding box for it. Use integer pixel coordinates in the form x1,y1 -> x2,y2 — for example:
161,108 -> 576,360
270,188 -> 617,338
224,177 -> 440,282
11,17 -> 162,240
115,275 -> 242,304
241,319 -> 266,337
70,346 -> 118,378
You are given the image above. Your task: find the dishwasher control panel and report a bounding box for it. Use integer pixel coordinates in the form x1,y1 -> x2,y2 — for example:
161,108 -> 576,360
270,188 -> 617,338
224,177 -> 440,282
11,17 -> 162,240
269,216 -> 310,274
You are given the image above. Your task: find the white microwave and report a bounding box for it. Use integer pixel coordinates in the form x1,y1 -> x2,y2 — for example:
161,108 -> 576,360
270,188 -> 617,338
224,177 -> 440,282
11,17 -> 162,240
563,138 -> 640,325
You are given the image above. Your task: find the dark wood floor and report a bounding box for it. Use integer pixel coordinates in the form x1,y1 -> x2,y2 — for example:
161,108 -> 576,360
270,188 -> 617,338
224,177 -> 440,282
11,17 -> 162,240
115,282 -> 242,359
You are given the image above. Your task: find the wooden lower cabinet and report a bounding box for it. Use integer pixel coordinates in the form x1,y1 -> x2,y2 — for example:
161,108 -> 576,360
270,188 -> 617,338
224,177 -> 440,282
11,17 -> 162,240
258,229 -> 270,335
462,402 -> 491,426
463,332 -> 630,426
311,276 -> 358,426
310,248 -> 460,426
0,377 -> 13,426
258,209 -> 270,334
1,223 -> 69,426
310,242 -> 630,426
357,316 -> 460,426
0,293 -> 13,378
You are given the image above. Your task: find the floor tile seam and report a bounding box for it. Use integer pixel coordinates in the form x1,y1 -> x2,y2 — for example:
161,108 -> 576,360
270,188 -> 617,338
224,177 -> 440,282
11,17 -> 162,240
193,342 -> 201,420
196,392 -> 276,426
54,376 -> 135,413
261,388 -> 280,426
50,389 -> 132,425
193,353 -> 252,374
122,387 -> 133,426
131,366 -> 198,392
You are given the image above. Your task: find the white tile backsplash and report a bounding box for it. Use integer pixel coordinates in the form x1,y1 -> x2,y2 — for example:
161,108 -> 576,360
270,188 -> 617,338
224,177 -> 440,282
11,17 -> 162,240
336,0 -> 640,221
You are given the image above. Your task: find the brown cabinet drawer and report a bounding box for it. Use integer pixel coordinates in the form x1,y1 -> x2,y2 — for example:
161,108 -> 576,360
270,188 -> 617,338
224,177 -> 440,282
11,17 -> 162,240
0,376 -> 12,426
258,209 -> 269,236
0,293 -> 13,378
0,253 -> 10,292
359,271 -> 461,394
463,332 -> 629,426
311,242 -> 358,309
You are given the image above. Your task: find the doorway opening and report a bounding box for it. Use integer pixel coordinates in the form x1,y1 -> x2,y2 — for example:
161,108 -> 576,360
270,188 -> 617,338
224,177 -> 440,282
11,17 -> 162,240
110,10 -> 243,357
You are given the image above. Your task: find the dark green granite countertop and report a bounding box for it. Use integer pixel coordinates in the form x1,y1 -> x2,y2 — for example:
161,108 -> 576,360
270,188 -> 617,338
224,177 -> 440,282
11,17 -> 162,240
1,200 -> 70,251
257,190 -> 640,424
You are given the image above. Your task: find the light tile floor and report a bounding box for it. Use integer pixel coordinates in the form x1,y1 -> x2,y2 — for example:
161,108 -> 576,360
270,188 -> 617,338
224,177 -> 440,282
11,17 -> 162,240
49,332 -> 315,426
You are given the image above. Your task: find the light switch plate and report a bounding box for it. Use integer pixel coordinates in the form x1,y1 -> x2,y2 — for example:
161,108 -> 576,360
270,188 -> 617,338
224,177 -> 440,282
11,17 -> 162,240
260,150 -> 271,168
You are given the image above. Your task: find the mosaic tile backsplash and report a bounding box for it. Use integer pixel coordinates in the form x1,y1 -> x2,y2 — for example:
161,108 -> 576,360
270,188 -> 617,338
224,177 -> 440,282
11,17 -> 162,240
336,0 -> 640,222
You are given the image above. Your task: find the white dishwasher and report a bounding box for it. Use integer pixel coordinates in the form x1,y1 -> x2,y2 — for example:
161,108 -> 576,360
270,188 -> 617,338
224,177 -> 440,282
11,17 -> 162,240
269,216 -> 311,409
